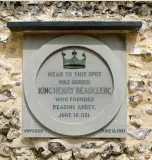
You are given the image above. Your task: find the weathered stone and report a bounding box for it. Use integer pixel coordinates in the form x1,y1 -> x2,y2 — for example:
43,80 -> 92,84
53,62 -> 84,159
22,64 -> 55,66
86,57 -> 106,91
134,141 -> 148,153
48,142 -> 66,153
110,154 -> 130,160
128,61 -> 143,69
0,134 -> 7,143
145,105 -> 152,115
129,91 -> 143,106
1,78 -> 16,88
122,143 -> 135,155
56,151 -> 72,160
0,29 -> 11,42
130,116 -> 142,128
7,128 -> 21,141
0,60 -> 12,71
140,50 -> 152,62
48,155 -> 59,160
63,10 -> 75,18
93,154 -> 102,160
0,144 -> 11,157
139,154 -> 152,160
3,107 -> 15,118
149,88 -> 152,95
127,128 -> 152,140
10,109 -> 21,129
140,71 -> 152,79
35,142 -> 52,158
0,90 -> 16,102
100,142 -> 123,159
81,141 -> 106,149
128,78 -> 145,93
72,147 -> 81,159
148,80 -> 152,87
13,148 -> 36,160
0,115 -> 10,135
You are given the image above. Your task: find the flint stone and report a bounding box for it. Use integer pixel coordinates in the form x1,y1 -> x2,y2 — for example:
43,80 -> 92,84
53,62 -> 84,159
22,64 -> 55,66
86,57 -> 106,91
140,72 -> 152,79
56,151 -> 72,160
48,142 -> 66,153
7,128 -> 21,141
128,78 -> 145,93
130,117 -> 142,128
128,61 -> 143,69
0,144 -> 11,157
72,147 -> 81,159
145,105 -> 152,115
0,30 -> 11,42
0,90 -> 16,102
73,147 -> 99,159
3,107 -> 16,118
10,109 -> 21,129
0,134 -> 7,143
81,141 -> 106,149
0,115 -> 10,135
122,143 -> 135,155
13,148 -> 33,156
127,128 -> 152,140
100,142 -> 123,159
129,91 -> 143,106
35,142 -> 52,158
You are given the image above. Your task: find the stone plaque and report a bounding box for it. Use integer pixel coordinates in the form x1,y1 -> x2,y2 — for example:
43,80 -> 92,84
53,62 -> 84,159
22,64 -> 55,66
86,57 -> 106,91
23,34 -> 126,137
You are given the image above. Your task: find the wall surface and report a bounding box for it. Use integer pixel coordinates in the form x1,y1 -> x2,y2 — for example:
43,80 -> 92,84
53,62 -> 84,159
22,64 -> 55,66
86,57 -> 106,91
0,1 -> 152,160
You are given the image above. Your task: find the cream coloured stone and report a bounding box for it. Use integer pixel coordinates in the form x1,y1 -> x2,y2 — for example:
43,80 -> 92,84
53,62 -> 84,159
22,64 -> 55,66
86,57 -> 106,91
3,107 -> 16,118
56,151 -> 72,160
1,78 -> 16,88
93,154 -> 102,160
48,155 -> 59,160
128,61 -> 143,69
134,141 -> 148,153
149,88 -> 152,95
145,105 -> 152,115
110,154 -> 130,160
0,60 -> 12,71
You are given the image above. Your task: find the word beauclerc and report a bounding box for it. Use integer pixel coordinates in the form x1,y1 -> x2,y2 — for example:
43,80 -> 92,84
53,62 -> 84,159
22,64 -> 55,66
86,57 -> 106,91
38,87 -> 112,95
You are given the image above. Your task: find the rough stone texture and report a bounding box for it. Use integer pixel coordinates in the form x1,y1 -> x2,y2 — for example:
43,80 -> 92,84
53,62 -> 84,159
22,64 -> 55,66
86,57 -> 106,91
0,1 -> 152,160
